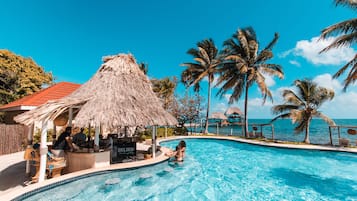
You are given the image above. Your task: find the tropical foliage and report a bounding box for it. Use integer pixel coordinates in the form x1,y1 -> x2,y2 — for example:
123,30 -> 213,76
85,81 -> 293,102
151,77 -> 177,111
271,79 -> 335,144
170,92 -> 203,129
0,50 -> 53,105
217,27 -> 284,137
320,0 -> 357,90
181,39 -> 221,134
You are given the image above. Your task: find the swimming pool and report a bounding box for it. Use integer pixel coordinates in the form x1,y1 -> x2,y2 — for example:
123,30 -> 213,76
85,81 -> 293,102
18,139 -> 357,200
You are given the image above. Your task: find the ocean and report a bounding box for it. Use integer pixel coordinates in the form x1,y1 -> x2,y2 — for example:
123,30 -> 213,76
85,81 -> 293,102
189,119 -> 357,145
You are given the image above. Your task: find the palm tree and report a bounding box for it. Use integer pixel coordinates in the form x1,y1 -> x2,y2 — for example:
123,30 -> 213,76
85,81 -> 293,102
271,79 -> 335,144
181,39 -> 221,134
320,0 -> 357,90
217,27 -> 284,137
152,77 -> 177,110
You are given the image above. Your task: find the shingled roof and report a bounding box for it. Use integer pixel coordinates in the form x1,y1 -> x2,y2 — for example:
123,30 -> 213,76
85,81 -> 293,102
0,82 -> 80,111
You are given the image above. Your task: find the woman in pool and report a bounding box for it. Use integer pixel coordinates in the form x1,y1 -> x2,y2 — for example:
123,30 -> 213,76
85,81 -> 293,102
166,140 -> 186,162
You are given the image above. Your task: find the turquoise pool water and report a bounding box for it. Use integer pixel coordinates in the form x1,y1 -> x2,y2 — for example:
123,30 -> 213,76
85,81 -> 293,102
21,139 -> 357,200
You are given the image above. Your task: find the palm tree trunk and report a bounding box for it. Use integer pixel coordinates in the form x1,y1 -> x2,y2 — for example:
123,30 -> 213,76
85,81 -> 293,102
204,80 -> 211,134
243,79 -> 249,138
304,118 -> 311,144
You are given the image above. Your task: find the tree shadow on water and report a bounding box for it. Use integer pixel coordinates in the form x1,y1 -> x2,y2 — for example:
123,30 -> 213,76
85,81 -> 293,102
271,168 -> 357,200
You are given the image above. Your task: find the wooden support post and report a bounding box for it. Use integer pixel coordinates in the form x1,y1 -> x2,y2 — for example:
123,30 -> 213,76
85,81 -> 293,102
338,126 -> 341,140
68,107 -> 73,127
271,124 -> 275,141
25,124 -> 34,176
39,120 -> 48,183
152,126 -> 157,159
329,126 -> 333,146
94,125 -> 100,152
165,126 -> 167,138
52,123 -> 57,144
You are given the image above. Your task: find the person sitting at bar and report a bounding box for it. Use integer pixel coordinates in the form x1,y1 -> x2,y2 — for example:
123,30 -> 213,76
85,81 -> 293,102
72,128 -> 86,147
53,127 -> 72,150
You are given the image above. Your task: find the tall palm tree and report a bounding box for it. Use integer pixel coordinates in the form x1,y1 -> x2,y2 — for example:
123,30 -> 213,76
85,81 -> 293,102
181,39 -> 221,134
320,0 -> 357,90
217,27 -> 284,137
271,79 -> 335,144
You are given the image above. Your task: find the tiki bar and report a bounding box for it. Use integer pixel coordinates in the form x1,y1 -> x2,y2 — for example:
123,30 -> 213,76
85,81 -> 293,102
14,54 -> 178,183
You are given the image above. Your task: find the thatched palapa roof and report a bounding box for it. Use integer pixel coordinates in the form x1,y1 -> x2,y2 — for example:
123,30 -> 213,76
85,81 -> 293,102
209,112 -> 227,120
225,107 -> 243,116
15,54 -> 178,130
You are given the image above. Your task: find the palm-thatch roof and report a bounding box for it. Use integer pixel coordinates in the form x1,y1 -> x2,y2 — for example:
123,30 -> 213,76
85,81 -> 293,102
209,112 -> 227,120
225,107 -> 243,116
15,54 -> 178,130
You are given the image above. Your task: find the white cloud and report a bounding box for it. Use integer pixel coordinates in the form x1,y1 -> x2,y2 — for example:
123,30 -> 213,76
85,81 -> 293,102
263,74 -> 275,87
313,73 -> 342,91
321,91 -> 357,118
313,73 -> 357,118
283,36 -> 356,66
289,60 -> 301,67
223,94 -> 232,102
279,49 -> 293,58
212,102 -> 227,113
202,76 -> 221,88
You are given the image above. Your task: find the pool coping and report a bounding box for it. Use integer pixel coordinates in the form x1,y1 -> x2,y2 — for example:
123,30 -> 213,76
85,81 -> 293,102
4,136 -> 357,200
158,135 -> 357,153
3,147 -> 172,201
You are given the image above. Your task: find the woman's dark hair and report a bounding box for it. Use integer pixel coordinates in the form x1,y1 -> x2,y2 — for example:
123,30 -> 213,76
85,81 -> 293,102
179,140 -> 186,148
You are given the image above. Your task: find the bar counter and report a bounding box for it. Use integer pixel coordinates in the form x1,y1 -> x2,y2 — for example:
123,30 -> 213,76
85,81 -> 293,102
66,150 -> 110,173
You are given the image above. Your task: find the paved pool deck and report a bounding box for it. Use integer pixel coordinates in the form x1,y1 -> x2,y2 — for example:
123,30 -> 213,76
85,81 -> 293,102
1,136 -> 357,200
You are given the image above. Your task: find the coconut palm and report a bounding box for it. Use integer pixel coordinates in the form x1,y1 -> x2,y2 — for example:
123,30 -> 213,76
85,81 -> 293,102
320,0 -> 357,90
181,39 -> 221,134
217,27 -> 284,137
271,79 -> 335,144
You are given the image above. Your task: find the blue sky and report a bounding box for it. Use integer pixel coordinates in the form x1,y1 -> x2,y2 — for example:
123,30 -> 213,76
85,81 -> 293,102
1,0 -> 356,119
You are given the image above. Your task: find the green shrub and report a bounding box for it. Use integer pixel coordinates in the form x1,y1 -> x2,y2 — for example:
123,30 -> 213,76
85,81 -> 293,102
33,128 -> 53,143
173,127 -> 188,135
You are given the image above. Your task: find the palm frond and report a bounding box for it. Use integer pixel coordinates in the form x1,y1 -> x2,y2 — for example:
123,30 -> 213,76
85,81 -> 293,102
259,64 -> 284,79
321,32 -> 357,51
282,89 -> 304,105
334,0 -> 357,9
270,113 -> 291,122
343,63 -> 357,91
236,29 -> 250,59
320,18 -> 357,40
263,32 -> 279,51
333,53 -> 357,78
313,88 -> 335,107
256,50 -> 273,64
290,109 -> 305,124
313,111 -> 336,126
248,40 -> 259,61
255,71 -> 272,103
272,104 -> 300,115
294,119 -> 307,134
